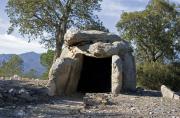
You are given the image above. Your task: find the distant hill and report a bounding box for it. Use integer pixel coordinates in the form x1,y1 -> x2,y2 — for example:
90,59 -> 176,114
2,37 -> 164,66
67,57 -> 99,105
0,54 -> 14,65
0,52 -> 46,76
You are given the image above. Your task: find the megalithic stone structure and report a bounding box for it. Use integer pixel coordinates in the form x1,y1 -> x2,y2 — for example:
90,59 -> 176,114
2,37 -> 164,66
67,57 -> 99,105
47,30 -> 136,96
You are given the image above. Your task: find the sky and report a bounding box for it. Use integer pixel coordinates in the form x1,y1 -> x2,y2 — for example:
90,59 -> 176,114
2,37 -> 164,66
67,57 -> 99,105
0,0 -> 180,54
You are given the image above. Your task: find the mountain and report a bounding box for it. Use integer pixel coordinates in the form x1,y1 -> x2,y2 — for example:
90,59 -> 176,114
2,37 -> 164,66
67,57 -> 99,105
0,52 -> 46,76
0,54 -> 15,65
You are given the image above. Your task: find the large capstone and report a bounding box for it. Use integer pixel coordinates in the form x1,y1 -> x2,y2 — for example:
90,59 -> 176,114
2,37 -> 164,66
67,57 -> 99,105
47,30 -> 136,96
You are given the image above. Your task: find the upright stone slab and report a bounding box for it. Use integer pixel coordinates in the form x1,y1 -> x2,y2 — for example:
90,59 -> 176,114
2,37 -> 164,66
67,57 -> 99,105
65,54 -> 83,95
47,58 -> 74,96
122,52 -> 136,91
111,55 -> 123,94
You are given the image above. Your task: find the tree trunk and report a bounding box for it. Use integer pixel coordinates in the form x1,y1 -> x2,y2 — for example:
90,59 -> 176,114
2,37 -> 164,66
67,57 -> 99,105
54,23 -> 67,61
54,33 -> 64,61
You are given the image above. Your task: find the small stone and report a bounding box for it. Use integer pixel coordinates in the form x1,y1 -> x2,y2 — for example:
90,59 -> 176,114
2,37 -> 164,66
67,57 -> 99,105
16,110 -> 25,117
19,91 -> 33,102
149,112 -> 153,115
9,88 -> 14,93
171,109 -> 176,112
167,111 -> 171,114
130,98 -> 136,100
173,94 -> 180,100
19,88 -> 26,94
130,107 -> 136,111
174,116 -> 179,118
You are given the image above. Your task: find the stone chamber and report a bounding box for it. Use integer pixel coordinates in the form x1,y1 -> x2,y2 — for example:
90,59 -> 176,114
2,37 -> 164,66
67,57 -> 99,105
47,30 -> 136,96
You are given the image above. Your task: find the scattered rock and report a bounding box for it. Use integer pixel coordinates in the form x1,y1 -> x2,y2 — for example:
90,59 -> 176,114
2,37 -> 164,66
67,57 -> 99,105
16,109 -> 26,117
130,98 -> 136,101
171,116 -> 179,118
8,88 -> 14,93
149,112 -> 153,115
12,75 -> 21,80
130,107 -> 136,111
173,94 -> 180,100
83,93 -> 113,108
161,85 -> 180,100
19,88 -> 26,94
0,79 -> 180,117
19,91 -> 33,102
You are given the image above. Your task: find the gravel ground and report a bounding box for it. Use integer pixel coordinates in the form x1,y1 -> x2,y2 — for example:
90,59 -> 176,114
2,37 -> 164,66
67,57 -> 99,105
0,80 -> 179,118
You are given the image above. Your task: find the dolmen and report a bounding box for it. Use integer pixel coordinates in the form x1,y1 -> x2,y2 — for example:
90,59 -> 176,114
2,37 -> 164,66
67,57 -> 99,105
47,30 -> 136,96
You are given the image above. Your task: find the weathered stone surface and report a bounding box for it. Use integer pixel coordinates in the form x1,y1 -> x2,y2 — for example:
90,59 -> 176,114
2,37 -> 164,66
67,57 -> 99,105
161,85 -> 180,100
111,55 -> 123,94
47,57 -> 75,96
76,41 -> 131,58
173,94 -> 180,100
64,54 -> 83,95
64,30 -> 122,46
161,85 -> 174,99
122,53 -> 136,91
48,30 -> 136,96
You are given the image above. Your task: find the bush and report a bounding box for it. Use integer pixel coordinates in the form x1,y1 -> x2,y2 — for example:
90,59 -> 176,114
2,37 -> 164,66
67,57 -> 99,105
137,62 -> 180,91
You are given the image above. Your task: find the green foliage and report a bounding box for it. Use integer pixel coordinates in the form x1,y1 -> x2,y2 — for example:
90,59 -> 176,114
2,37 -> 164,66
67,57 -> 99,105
40,50 -> 54,79
23,69 -> 38,79
41,50 -> 54,70
40,71 -> 49,80
116,0 -> 180,62
0,55 -> 23,77
81,19 -> 109,32
137,62 -> 180,91
6,0 -> 107,58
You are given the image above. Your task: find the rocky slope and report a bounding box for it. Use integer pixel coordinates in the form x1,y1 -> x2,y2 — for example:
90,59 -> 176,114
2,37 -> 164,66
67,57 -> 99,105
0,79 -> 179,118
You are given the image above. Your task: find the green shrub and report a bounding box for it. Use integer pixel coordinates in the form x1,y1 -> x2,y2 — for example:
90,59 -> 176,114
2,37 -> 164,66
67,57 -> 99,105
137,62 -> 180,91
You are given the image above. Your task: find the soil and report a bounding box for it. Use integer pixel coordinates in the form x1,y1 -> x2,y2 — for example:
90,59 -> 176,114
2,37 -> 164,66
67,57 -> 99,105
0,79 -> 179,118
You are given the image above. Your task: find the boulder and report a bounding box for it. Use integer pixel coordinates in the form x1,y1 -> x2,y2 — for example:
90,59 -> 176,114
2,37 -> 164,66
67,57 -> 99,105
64,30 -> 122,46
161,85 -> 179,100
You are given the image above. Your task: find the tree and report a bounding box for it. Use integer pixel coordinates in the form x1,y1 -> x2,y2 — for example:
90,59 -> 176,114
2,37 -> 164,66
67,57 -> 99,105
6,0 -> 105,59
40,50 -> 54,79
24,69 -> 38,79
116,0 -> 180,63
0,55 -> 23,77
81,19 -> 109,32
40,50 -> 54,70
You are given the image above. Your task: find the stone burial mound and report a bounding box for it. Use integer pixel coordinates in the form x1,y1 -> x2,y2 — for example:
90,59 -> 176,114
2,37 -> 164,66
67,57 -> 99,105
47,30 -> 136,96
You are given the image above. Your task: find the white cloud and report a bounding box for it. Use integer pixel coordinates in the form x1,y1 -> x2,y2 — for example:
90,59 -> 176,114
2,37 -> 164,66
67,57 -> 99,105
98,1 -> 122,18
0,34 -> 46,54
99,0 -> 149,17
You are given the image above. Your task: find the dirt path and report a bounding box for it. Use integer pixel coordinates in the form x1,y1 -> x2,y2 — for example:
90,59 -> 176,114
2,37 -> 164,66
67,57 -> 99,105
0,80 -> 179,118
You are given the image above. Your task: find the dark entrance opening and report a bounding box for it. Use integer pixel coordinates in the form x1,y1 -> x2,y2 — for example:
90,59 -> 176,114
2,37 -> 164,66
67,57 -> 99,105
77,55 -> 111,93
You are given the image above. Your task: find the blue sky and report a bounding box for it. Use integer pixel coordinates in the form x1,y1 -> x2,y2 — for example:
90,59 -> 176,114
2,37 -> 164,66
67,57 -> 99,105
0,0 -> 180,54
